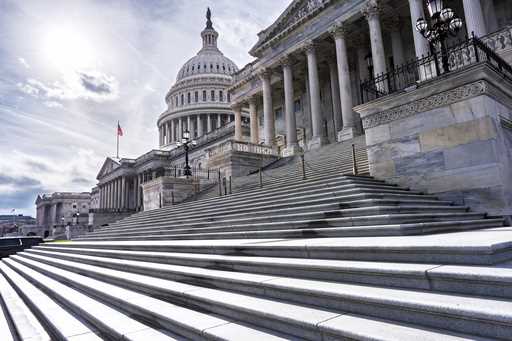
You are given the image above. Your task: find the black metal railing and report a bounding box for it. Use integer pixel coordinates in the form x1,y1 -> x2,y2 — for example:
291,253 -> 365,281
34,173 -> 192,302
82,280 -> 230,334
361,36 -> 512,103
164,165 -> 222,180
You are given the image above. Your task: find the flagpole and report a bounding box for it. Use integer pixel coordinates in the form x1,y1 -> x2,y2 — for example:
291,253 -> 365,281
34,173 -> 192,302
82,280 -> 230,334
116,121 -> 120,159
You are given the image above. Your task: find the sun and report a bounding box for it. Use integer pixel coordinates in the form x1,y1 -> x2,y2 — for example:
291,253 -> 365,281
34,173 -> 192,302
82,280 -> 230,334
42,25 -> 96,72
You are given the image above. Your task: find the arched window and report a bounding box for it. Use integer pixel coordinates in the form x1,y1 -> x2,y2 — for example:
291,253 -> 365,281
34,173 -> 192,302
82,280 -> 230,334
216,64 -> 219,70
192,65 -> 195,71
211,90 -> 215,101
227,93 -> 231,102
194,91 -> 198,102
187,92 -> 191,104
175,96 -> 178,107
198,64 -> 201,70
222,65 -> 226,71
181,94 -> 184,106
202,90 -> 207,101
219,90 -> 224,102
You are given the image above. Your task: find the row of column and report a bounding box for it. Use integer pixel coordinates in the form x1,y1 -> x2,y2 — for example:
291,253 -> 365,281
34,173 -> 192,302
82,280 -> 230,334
99,175 -> 145,211
159,113 -> 235,146
251,0 -> 490,151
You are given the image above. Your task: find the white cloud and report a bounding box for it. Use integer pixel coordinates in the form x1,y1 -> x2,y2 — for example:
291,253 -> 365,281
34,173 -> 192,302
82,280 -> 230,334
43,100 -> 63,108
18,57 -> 30,69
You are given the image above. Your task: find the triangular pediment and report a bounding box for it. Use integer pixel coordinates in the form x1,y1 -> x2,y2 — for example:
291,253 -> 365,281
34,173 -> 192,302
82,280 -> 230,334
250,0 -> 331,56
96,157 -> 121,180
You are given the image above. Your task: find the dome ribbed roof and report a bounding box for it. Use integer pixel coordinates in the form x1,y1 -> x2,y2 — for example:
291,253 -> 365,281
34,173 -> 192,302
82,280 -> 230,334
176,9 -> 238,82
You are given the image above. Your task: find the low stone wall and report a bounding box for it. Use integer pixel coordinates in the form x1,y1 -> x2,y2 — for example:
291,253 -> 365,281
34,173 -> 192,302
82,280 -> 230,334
207,149 -> 278,177
89,212 -> 134,229
142,177 -> 202,211
356,63 -> 512,220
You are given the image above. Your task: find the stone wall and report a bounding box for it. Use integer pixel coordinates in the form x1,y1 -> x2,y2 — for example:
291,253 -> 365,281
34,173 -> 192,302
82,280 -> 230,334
356,64 -> 512,220
142,177 -> 201,211
207,149 -> 278,178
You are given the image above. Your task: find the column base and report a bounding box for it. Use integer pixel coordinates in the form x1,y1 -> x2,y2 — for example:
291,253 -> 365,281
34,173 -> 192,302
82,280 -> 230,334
308,135 -> 329,150
337,127 -> 359,142
281,144 -> 303,157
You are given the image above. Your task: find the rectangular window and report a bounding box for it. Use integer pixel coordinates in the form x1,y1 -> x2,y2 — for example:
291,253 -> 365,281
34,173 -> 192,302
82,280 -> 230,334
219,90 -> 223,102
211,90 -> 215,101
181,94 -> 184,106
203,90 -> 207,101
227,93 -> 231,103
175,96 -> 178,107
187,92 -> 191,104
195,91 -> 199,102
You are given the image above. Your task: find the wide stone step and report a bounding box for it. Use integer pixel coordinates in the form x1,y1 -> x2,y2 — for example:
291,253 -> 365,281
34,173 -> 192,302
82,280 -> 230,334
62,227 -> 512,265
3,257 -> 293,341
12,252 -> 507,340
0,271 -> 50,340
115,176 -> 394,224
94,204 -> 465,236
28,246 -> 512,299
106,198 -> 456,233
14,251 -> 504,340
106,184 -> 428,230
0,262 -> 104,340
82,212 -> 490,240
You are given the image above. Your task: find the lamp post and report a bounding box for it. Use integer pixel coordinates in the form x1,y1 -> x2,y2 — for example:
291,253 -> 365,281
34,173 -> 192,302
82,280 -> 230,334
415,0 -> 463,73
176,130 -> 197,178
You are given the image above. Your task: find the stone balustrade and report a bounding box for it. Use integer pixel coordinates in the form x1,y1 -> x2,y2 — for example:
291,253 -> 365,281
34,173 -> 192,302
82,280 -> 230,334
208,140 -> 277,158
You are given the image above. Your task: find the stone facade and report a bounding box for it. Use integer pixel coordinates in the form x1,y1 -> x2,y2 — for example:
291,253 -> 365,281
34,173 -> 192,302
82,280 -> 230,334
355,64 -> 512,219
35,192 -> 91,231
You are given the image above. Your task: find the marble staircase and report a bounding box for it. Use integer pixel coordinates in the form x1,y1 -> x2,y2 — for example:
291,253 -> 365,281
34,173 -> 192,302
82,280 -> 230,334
2,139 -> 512,340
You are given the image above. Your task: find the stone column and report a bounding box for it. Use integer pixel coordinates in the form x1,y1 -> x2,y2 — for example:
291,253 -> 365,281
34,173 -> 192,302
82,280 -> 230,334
387,17 -> 405,67
108,182 -> 113,209
233,105 -> 242,141
408,0 -> 430,58
363,0 -> 387,79
120,176 -> 126,209
259,69 -> 275,146
187,116 -> 191,134
304,41 -> 327,149
281,56 -> 299,154
178,118 -> 183,140
216,114 -> 221,129
170,120 -> 175,142
328,61 -> 342,136
482,0 -> 498,33
197,115 -> 203,137
330,24 -> 357,141
207,114 -> 212,132
463,0 -> 487,38
248,97 -> 259,144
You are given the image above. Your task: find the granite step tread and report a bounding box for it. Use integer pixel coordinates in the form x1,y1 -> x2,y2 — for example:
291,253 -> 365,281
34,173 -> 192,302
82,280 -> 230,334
98,204 -> 464,235
6,256 -> 293,341
0,271 -> 50,341
79,214 -> 493,241
62,227 -> 512,265
113,178 -> 402,225
13,252 -> 503,340
106,190 -> 439,231
0,261 -> 103,341
26,247 -> 512,298
15,250 -> 512,339
2,258 -> 179,341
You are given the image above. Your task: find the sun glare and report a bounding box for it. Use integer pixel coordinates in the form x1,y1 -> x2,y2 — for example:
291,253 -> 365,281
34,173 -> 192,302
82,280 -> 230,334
42,25 -> 96,72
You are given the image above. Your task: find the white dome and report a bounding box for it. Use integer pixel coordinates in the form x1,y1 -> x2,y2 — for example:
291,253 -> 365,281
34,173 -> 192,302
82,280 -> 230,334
176,51 -> 238,82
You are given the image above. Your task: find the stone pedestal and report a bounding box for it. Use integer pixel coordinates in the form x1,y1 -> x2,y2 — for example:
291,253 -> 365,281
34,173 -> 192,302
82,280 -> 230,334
281,145 -> 303,158
142,177 -> 199,211
338,127 -> 358,142
308,135 -> 329,150
355,64 -> 512,220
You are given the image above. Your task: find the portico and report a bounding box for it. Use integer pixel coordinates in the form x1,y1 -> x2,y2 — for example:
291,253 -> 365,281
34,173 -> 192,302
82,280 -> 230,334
228,0 -> 508,156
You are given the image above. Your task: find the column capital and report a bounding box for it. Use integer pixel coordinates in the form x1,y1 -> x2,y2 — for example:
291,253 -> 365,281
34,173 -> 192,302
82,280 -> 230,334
230,103 -> 243,111
329,21 -> 348,40
362,0 -> 381,20
257,68 -> 272,81
301,40 -> 317,55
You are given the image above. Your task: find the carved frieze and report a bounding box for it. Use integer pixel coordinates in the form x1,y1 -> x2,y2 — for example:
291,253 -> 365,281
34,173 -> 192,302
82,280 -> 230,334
362,81 -> 488,129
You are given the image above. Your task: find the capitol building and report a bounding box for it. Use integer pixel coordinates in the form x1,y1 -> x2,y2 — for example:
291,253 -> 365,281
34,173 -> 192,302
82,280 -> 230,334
157,9 -> 243,150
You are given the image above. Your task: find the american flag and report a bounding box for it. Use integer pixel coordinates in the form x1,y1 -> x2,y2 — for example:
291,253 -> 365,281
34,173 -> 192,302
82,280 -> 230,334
117,122 -> 123,136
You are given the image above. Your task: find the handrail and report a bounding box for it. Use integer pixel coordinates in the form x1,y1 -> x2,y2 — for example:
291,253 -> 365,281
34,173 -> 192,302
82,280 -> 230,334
360,36 -> 512,103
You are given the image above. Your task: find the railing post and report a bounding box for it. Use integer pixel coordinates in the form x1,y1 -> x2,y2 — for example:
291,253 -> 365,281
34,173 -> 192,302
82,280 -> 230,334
218,169 -> 222,196
223,177 -> 227,196
300,154 -> 306,180
259,167 -> 263,188
229,176 -> 232,194
171,191 -> 175,205
351,144 -> 358,176
207,168 -> 210,180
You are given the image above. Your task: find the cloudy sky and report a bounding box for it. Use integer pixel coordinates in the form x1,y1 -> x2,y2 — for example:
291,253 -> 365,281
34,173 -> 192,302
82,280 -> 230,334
0,0 -> 289,217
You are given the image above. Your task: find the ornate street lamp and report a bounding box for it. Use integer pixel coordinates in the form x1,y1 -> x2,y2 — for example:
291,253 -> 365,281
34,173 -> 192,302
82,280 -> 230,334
176,130 -> 197,177
415,0 -> 463,73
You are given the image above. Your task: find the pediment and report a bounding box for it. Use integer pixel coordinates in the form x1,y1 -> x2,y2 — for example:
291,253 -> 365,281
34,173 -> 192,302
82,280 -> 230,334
250,0 -> 331,56
96,157 -> 121,180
